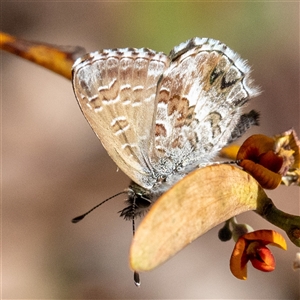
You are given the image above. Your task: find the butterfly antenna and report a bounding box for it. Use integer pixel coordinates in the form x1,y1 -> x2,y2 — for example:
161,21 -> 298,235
222,160 -> 242,165
71,191 -> 127,223
132,194 -> 141,287
134,271 -> 140,287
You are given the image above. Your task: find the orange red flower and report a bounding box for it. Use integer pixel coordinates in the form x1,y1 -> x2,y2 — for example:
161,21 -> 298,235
230,230 -> 287,280
237,131 -> 300,189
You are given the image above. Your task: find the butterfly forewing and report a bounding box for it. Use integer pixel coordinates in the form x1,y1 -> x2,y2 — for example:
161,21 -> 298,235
72,48 -> 170,188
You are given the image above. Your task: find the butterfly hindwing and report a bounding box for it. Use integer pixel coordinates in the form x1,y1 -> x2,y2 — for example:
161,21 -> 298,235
150,38 -> 259,175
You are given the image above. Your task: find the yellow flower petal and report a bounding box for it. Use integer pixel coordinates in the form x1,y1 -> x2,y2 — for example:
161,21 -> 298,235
230,237 -> 248,280
243,230 -> 287,250
220,144 -> 240,160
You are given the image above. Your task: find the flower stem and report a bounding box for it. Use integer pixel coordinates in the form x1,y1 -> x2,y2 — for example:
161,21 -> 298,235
255,197 -> 300,247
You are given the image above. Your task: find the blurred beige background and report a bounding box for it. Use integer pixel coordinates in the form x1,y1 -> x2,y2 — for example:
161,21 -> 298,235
2,2 -> 299,299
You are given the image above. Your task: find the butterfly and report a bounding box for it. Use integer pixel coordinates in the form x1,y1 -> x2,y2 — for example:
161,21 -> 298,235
72,37 -> 260,221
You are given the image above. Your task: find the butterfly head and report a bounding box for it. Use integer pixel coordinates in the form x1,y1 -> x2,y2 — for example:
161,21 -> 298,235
119,182 -> 157,220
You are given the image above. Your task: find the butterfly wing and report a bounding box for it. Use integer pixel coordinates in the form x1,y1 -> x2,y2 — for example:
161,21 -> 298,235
72,48 -> 170,188
150,38 -> 260,175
